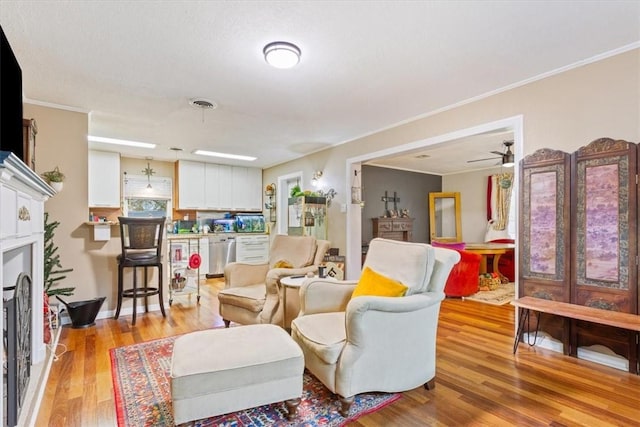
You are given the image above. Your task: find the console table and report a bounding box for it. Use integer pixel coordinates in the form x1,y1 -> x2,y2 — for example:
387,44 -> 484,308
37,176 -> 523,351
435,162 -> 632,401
371,217 -> 413,242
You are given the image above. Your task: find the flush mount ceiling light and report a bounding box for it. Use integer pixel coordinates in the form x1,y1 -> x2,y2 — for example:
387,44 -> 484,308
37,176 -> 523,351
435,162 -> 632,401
193,149 -> 256,162
263,41 -> 301,69
88,135 -> 156,149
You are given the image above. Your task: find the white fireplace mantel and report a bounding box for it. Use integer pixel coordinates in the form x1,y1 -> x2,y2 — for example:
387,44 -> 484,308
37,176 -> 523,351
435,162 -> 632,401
1,151 -> 55,425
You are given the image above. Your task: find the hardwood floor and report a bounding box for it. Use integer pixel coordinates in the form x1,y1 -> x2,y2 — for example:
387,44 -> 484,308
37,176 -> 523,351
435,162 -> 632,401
37,279 -> 640,426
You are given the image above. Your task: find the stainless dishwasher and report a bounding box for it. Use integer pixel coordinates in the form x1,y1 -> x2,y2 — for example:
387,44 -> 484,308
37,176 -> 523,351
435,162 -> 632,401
206,235 -> 236,278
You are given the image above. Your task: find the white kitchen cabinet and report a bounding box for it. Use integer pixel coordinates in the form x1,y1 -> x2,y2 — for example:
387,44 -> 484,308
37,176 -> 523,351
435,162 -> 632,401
235,234 -> 270,263
176,160 -> 205,209
218,165 -> 234,209
88,150 -> 120,207
247,167 -> 263,211
204,164 -> 233,210
232,166 -> 262,211
177,161 -> 261,211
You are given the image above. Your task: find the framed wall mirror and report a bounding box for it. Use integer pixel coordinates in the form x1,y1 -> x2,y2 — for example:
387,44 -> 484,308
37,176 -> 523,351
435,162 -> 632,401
429,191 -> 462,242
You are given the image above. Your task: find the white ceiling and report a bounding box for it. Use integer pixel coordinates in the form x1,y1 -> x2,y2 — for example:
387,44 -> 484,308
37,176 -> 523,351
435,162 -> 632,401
367,129 -> 515,175
1,1 -> 639,174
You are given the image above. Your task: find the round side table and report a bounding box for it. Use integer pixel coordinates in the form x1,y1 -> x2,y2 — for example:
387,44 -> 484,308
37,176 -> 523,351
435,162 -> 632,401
280,275 -> 313,331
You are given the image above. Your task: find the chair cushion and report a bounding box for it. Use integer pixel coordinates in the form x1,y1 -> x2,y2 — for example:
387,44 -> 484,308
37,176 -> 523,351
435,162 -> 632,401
364,239 -> 435,295
118,250 -> 160,266
291,312 -> 346,365
269,235 -> 317,268
217,284 -> 266,313
352,267 -> 407,298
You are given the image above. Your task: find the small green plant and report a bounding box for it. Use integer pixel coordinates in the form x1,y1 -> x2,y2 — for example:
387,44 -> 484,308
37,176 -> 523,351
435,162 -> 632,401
44,212 -> 75,296
290,184 -> 303,198
42,166 -> 65,183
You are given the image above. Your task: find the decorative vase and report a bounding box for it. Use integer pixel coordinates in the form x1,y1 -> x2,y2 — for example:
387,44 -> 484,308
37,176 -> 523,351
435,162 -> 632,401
50,181 -> 63,192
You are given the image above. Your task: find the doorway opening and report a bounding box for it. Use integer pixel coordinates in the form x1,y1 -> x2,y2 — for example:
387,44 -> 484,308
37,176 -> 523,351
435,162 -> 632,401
276,171 -> 303,235
344,115 -> 523,280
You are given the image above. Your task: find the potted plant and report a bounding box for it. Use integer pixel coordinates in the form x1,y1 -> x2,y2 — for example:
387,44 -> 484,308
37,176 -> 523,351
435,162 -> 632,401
43,212 -> 74,338
42,166 -> 65,191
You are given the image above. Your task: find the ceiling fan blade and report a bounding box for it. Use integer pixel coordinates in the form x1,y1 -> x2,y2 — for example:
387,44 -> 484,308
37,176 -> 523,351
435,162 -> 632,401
490,151 -> 504,156
467,156 -> 501,163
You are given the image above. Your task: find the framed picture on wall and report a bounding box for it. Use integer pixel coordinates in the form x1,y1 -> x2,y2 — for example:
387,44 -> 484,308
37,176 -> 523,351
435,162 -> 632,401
22,118 -> 36,171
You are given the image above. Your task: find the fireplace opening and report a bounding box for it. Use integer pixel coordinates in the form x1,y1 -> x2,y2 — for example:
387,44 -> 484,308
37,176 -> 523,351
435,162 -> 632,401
3,273 -> 32,427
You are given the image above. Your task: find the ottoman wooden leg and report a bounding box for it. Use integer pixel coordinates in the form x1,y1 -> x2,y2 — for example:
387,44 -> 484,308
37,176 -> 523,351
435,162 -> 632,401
285,397 -> 301,420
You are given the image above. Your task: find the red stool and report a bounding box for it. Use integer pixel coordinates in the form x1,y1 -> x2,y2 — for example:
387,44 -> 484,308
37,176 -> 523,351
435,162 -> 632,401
443,249 -> 482,297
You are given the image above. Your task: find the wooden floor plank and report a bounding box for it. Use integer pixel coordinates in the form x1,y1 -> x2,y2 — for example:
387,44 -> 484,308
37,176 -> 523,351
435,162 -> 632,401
35,281 -> 640,426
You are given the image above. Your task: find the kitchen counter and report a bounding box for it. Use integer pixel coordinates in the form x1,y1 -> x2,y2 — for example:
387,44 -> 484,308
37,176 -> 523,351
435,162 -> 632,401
167,232 -> 245,239
167,232 -> 269,239
167,233 -> 209,239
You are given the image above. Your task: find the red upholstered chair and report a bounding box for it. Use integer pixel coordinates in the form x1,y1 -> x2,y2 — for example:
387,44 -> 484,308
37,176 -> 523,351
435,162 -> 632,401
488,238 -> 515,282
431,241 -> 481,297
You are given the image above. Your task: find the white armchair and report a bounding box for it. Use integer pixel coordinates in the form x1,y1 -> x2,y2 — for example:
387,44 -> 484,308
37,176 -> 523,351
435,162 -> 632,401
218,234 -> 331,327
290,238 -> 460,416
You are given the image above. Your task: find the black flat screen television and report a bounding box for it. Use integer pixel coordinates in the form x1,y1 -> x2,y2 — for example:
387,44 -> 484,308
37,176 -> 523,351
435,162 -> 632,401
0,25 -> 24,160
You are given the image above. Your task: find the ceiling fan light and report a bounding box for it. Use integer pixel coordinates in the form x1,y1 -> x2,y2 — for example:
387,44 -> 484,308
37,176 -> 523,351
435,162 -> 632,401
263,41 -> 301,69
502,152 -> 515,167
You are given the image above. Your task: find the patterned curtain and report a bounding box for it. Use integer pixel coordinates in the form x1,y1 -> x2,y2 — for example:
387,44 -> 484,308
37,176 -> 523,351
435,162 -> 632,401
489,172 -> 514,231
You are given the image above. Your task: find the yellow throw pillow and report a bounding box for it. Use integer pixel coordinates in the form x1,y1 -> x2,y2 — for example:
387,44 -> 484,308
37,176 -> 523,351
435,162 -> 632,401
352,267 -> 408,298
273,259 -> 293,269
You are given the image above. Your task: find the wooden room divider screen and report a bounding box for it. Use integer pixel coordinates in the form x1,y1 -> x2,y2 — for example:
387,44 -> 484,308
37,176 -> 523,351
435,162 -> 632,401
519,138 -> 639,374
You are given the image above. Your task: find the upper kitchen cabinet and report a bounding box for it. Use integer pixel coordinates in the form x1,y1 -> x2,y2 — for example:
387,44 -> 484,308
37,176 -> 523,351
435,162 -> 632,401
176,161 -> 262,211
232,166 -> 262,211
176,160 -> 205,209
204,163 -> 233,210
89,150 -> 120,207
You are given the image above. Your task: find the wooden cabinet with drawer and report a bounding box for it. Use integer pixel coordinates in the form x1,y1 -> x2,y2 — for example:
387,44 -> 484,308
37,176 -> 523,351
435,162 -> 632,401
371,217 -> 413,242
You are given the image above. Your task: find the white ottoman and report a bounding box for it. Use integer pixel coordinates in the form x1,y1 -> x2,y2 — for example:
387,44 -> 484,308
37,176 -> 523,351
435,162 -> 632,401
170,324 -> 304,425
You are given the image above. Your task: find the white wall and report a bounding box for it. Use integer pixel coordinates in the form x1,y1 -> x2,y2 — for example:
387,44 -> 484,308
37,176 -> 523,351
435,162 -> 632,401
264,48 -> 639,261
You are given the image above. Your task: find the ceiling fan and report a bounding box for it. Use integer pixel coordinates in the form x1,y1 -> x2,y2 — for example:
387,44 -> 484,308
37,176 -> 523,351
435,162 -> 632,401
467,140 -> 515,167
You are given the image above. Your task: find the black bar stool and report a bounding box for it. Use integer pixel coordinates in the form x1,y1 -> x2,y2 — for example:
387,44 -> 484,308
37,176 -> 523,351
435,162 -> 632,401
115,216 -> 166,325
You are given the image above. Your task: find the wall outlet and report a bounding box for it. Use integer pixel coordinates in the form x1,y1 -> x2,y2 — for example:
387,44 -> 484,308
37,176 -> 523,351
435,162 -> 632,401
340,203 -> 347,213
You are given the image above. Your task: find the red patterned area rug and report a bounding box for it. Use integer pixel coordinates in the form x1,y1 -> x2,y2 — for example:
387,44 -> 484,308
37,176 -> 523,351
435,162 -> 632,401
110,335 -> 401,426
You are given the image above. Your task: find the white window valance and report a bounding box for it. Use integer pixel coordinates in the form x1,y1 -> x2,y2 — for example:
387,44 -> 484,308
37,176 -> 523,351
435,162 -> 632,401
123,174 -> 172,200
